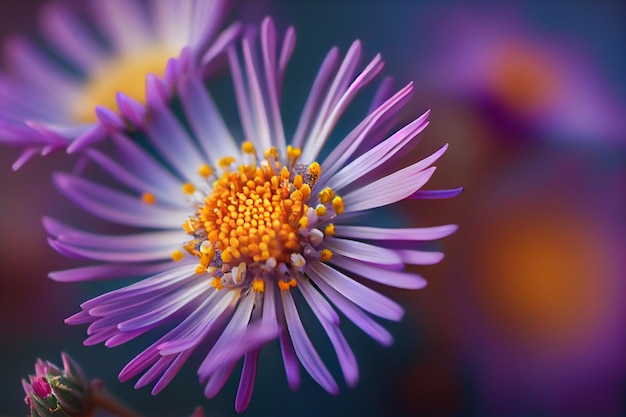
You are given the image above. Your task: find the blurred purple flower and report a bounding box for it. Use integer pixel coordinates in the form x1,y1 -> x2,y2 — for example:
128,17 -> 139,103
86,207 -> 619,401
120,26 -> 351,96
45,17 -> 459,412
0,0 -> 241,169
421,5 -> 626,144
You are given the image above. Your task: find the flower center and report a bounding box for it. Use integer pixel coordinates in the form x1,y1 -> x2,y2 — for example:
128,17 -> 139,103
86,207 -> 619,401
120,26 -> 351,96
71,44 -> 176,123
176,143 -> 340,291
490,44 -> 559,113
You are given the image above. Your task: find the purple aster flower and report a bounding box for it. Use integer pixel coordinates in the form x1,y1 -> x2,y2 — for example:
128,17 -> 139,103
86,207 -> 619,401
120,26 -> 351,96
0,0 -> 241,169
419,4 -> 626,144
46,17 -> 460,412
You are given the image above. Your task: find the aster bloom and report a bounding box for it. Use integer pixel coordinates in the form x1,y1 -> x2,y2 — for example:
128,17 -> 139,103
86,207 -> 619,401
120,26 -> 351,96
0,0 -> 241,169
421,5 -> 626,143
46,18 -> 460,412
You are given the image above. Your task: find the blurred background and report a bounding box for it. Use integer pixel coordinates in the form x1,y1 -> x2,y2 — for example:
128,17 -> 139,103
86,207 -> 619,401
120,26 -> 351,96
1,1 -> 625,416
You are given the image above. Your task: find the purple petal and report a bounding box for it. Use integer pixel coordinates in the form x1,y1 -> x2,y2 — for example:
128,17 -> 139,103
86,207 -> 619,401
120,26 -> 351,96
298,279 -> 339,325
368,76 -> 395,114
110,133 -> 182,191
116,93 -> 147,127
319,82 -> 413,184
143,76 -> 207,182
290,47 -> 340,149
81,263 -> 196,309
281,289 -> 339,395
89,0 -> 151,51
342,166 -> 437,213
397,249 -> 445,265
279,325 -> 300,391
324,238 -> 403,267
197,291 -> 256,378
260,17 -> 287,154
203,362 -> 237,399
177,70 -> 238,166
44,218 -> 185,251
53,173 -> 187,229
118,289 -> 235,382
12,148 -> 39,170
67,124 -> 108,154
158,290 -> 238,356
326,112 -> 431,192
298,279 -> 358,387
49,262 -> 173,283
277,26 -> 296,90
65,311 -> 94,325
334,224 -> 459,241
151,350 -> 193,394
307,261 -> 404,321
200,22 -> 243,66
235,350 -> 259,413
410,187 -> 464,199
39,1 -> 105,72
95,106 -> 125,130
135,355 -> 176,389
310,269 -> 393,346
117,281 -> 211,332
329,254 -> 427,289
84,149 -> 184,206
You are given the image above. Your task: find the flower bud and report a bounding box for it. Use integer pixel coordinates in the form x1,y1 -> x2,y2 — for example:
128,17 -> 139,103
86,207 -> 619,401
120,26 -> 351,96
22,353 -> 92,417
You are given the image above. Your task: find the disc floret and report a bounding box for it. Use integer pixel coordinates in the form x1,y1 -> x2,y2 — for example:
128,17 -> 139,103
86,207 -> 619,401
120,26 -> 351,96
180,143 -> 341,291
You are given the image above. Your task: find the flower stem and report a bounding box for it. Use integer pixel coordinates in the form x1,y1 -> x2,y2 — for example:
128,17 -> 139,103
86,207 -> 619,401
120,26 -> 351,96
91,384 -> 145,417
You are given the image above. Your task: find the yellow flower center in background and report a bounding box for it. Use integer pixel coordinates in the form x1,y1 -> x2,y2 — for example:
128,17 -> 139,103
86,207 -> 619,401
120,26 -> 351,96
489,44 -> 560,114
183,145 -> 324,277
71,45 -> 177,123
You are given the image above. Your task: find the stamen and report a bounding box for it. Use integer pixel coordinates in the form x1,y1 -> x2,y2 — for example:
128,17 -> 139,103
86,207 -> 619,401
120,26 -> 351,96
265,147 -> 279,161
241,141 -> 256,154
171,250 -> 185,262
218,156 -> 236,168
265,257 -> 277,271
287,145 -> 302,166
299,184 -> 311,200
198,164 -> 213,178
200,240 -> 213,254
290,253 -> 306,269
320,249 -> 333,262
319,187 -> 335,204
293,174 -> 303,189
182,183 -> 195,194
278,278 -> 297,291
252,278 -> 265,292
308,162 -> 321,183
141,192 -> 156,205
315,204 -> 327,216
233,262 -> 247,285
211,277 -> 224,290
309,229 -> 324,247
324,223 -> 335,236
332,196 -> 344,214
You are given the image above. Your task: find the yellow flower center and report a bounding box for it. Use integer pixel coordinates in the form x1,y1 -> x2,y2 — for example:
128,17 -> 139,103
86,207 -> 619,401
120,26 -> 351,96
71,44 -> 177,123
489,44 -> 560,113
199,161 -> 308,266
173,144 -> 342,291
